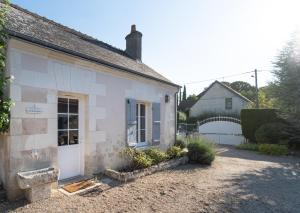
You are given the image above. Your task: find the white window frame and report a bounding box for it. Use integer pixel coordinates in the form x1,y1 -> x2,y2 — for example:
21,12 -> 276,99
58,98 -> 79,146
136,102 -> 148,147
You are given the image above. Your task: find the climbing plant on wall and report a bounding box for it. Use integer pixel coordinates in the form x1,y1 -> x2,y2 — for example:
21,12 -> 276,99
0,0 -> 12,133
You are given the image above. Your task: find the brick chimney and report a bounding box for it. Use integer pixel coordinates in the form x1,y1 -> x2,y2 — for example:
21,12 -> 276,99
125,24 -> 142,61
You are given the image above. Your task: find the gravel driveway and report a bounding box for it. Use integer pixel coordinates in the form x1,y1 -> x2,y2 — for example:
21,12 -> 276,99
1,146 -> 300,213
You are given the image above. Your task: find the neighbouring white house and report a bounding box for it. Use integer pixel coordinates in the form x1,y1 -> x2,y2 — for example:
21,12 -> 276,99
189,81 -> 251,118
0,3 -> 179,200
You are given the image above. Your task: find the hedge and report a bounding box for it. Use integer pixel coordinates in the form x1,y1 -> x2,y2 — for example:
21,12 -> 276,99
241,109 -> 280,142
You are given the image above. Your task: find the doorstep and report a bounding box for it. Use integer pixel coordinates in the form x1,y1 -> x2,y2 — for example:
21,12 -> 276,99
58,175 -> 101,196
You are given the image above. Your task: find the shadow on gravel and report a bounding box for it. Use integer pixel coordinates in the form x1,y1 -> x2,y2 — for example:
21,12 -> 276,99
215,158 -> 300,212
217,145 -> 300,164
0,199 -> 28,213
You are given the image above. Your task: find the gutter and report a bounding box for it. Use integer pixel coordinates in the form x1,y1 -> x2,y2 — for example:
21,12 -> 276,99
174,92 -> 178,143
7,30 -> 181,88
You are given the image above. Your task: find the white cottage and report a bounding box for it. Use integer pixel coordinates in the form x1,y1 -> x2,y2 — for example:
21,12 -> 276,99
0,4 -> 179,200
189,81 -> 251,117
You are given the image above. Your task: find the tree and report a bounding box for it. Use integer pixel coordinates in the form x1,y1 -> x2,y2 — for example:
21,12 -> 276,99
182,85 -> 187,101
270,34 -> 300,147
186,94 -> 198,101
249,87 -> 275,109
229,81 -> 256,101
0,0 -> 12,133
271,36 -> 300,118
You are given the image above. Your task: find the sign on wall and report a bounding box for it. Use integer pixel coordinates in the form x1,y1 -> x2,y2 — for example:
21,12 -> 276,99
25,104 -> 43,114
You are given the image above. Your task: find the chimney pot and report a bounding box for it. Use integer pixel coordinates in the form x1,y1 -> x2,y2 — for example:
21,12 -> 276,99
125,24 -> 142,61
131,24 -> 136,32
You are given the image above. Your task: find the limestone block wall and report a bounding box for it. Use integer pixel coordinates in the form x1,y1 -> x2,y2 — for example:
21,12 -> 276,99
1,39 -> 178,200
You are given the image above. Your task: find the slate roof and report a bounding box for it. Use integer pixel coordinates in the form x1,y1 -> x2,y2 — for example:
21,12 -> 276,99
4,3 -> 179,87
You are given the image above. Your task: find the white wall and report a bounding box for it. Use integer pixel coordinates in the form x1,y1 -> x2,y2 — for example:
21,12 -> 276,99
190,83 -> 249,117
3,39 -> 178,200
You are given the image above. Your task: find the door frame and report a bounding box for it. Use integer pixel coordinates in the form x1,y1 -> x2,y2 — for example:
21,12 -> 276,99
57,92 -> 86,180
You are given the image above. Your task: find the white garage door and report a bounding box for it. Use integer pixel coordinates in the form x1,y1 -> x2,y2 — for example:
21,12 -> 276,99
198,117 -> 245,145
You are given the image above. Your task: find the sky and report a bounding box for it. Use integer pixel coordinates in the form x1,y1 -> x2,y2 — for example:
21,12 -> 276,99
11,0 -> 300,95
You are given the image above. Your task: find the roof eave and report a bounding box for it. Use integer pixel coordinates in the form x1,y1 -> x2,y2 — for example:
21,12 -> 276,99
8,30 -> 180,89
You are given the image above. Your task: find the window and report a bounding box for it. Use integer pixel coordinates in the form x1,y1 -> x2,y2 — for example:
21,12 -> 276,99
136,103 -> 146,144
225,98 -> 232,110
58,98 -> 79,146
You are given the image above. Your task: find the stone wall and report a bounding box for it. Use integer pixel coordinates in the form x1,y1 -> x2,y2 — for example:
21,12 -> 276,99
2,38 -> 178,200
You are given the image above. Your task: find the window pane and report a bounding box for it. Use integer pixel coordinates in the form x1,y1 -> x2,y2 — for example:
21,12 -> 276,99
58,98 -> 68,113
140,104 -> 145,116
140,130 -> 146,142
69,99 -> 78,113
225,98 -> 232,109
69,115 -> 78,129
140,117 -> 145,129
58,131 -> 68,146
69,130 -> 79,145
58,114 -> 68,129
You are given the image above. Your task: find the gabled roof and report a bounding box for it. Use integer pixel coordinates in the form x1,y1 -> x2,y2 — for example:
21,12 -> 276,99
197,80 -> 252,102
4,3 -> 179,88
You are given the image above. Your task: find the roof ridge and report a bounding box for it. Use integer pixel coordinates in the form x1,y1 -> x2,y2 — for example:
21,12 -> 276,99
215,80 -> 252,102
8,3 -> 131,58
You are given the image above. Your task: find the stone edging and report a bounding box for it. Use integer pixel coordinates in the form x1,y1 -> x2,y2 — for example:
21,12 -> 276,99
104,156 -> 189,182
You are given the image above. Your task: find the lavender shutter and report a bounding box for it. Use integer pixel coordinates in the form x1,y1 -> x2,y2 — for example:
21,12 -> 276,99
126,99 -> 137,146
152,102 -> 161,145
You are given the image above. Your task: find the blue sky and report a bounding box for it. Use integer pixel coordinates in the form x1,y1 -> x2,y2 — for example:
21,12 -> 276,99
12,0 -> 300,95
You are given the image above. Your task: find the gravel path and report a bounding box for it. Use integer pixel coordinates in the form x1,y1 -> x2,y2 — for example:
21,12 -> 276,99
1,146 -> 300,213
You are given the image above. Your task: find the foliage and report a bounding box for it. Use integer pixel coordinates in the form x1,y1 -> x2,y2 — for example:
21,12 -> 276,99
121,148 -> 153,170
174,138 -> 187,149
221,81 -> 256,101
229,81 -> 256,101
276,113 -> 300,149
271,35 -> 300,118
182,85 -> 187,101
166,146 -> 183,159
0,0 -> 12,134
236,143 -> 259,151
186,136 -> 215,165
255,122 -> 289,144
177,111 -> 187,123
186,94 -> 198,101
249,88 -> 275,109
241,109 -> 280,142
258,144 -> 289,156
143,148 -> 168,164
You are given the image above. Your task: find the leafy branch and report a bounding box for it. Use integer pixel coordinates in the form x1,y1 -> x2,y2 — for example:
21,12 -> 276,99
0,0 -> 12,133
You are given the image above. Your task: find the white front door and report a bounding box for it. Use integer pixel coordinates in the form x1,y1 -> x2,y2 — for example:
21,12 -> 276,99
57,97 -> 83,180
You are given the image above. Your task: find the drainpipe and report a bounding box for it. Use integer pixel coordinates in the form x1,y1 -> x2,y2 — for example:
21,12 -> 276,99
174,92 -> 178,144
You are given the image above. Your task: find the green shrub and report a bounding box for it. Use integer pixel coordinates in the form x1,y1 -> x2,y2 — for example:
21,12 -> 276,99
174,139 -> 186,149
255,122 -> 288,144
143,148 -> 168,164
236,143 -> 259,151
258,144 -> 289,156
177,111 -> 187,123
121,148 -> 153,169
241,109 -> 281,142
167,146 -> 183,159
187,137 -> 215,165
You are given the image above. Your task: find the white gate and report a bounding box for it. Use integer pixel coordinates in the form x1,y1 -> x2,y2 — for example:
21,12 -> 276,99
198,116 -> 245,145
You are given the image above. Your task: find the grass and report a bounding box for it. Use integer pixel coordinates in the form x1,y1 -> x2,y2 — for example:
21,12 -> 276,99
236,143 -> 259,151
